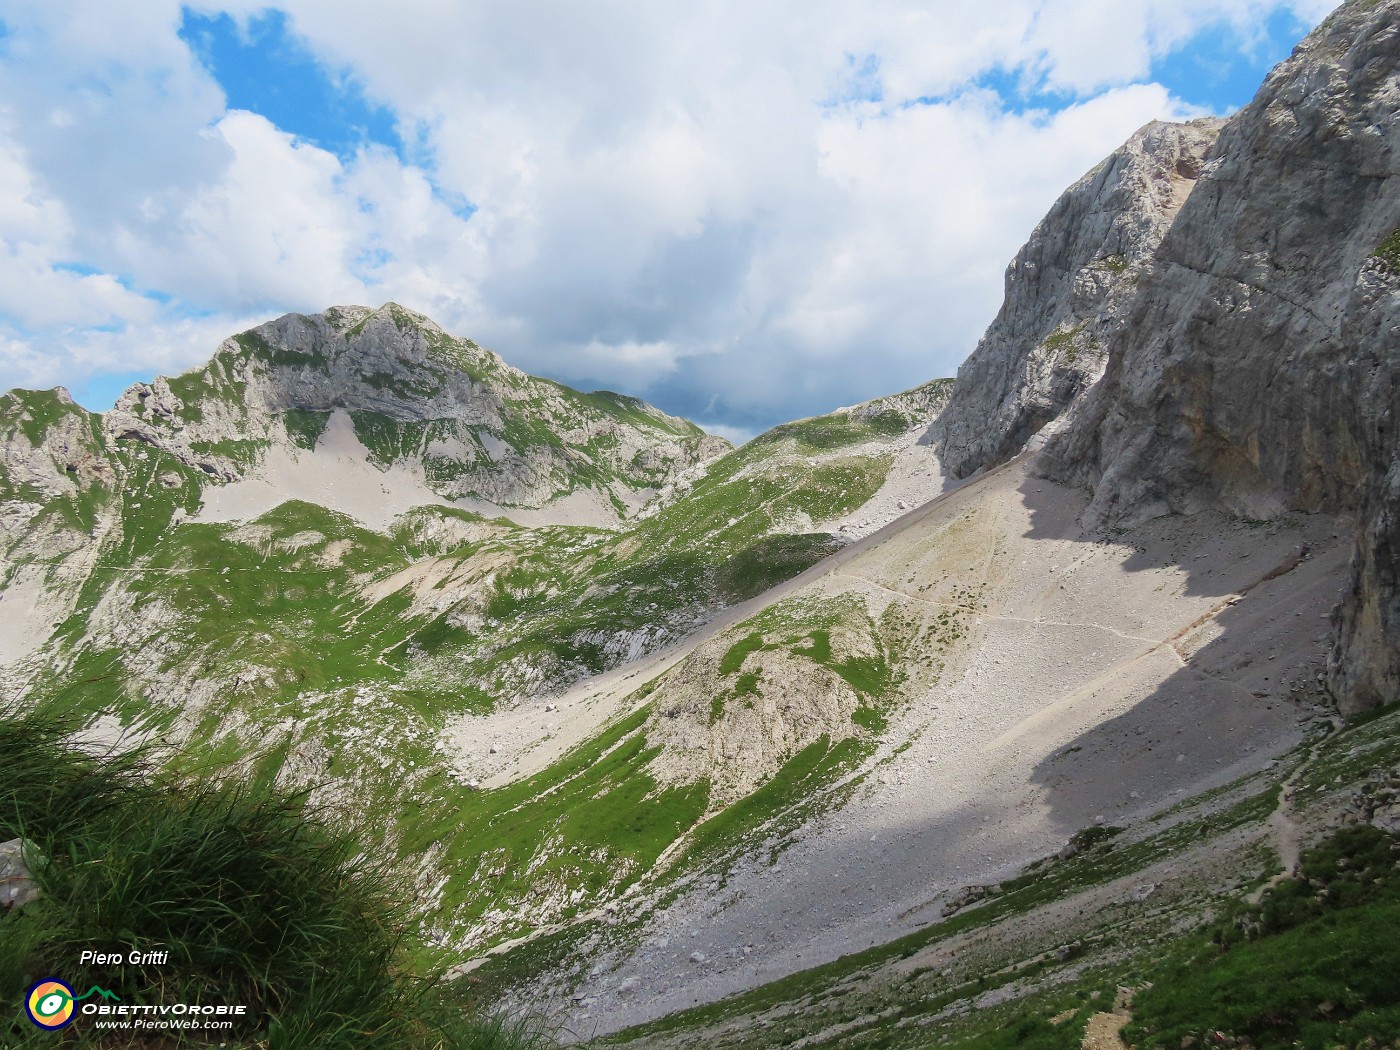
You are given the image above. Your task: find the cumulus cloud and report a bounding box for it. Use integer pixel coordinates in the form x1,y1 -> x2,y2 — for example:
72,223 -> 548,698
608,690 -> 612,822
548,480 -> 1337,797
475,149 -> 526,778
0,0 -> 1342,428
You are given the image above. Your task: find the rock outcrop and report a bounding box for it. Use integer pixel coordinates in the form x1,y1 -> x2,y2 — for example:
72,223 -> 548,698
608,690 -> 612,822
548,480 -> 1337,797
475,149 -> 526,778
1038,0 -> 1400,712
0,837 -> 43,911
0,389 -> 119,665
933,118 -> 1224,479
847,377 -> 954,430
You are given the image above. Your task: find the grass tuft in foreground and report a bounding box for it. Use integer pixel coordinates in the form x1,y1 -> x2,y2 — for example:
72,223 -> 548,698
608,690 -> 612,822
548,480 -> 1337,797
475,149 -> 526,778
0,711 -> 553,1049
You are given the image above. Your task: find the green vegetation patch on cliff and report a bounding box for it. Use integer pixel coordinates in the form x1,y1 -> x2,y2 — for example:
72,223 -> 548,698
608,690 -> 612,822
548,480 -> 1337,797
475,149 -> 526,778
233,329 -> 329,371
0,392 -> 114,536
167,343 -> 257,422
1373,225 -> 1400,269
282,408 -> 332,450
1043,322 -> 1090,362
1,388 -> 100,448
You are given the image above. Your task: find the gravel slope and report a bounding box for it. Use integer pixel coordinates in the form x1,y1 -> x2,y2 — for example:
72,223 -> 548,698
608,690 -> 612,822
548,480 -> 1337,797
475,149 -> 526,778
506,455 -> 1348,1037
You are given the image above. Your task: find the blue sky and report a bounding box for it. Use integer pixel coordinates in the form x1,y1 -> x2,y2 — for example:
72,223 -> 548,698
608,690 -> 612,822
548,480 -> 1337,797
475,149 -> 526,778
0,0 -> 1338,437
178,9 -> 403,163
1149,8 -> 1315,111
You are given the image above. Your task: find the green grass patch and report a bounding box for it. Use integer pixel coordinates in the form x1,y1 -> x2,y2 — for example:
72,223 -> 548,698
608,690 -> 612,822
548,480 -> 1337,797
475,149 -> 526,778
107,448 -> 206,563
283,408 -> 332,450
716,533 -> 842,603
676,735 -> 865,872
710,693 -> 727,725
1042,322 -> 1088,362
864,408 -> 912,436
1292,706 -> 1400,808
753,413 -> 905,453
792,626 -> 896,699
0,711 -> 554,1049
350,409 -> 430,468
794,628 -> 832,663
168,344 -> 252,417
1373,225 -> 1400,269
851,705 -> 886,732
187,436 -> 270,468
720,632 -> 768,675
1127,826 -> 1400,1050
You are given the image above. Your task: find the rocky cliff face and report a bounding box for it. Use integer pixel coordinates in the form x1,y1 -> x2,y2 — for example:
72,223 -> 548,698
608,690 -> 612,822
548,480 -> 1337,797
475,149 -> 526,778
104,303 -> 727,515
1038,0 -> 1400,712
933,118 -> 1224,479
0,389 -> 119,665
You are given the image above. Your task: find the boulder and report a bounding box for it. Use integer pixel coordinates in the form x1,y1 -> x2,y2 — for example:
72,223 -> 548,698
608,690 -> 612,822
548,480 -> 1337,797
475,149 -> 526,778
0,838 -> 43,911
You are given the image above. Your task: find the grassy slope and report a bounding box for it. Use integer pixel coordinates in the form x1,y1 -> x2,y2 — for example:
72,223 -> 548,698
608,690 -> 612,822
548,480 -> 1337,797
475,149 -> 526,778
1126,824 -> 1400,1050
0,712 -> 552,1049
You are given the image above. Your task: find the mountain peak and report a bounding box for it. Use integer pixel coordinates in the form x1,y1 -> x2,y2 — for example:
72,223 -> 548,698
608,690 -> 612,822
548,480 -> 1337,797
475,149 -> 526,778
930,116 -> 1225,480
95,306 -> 727,529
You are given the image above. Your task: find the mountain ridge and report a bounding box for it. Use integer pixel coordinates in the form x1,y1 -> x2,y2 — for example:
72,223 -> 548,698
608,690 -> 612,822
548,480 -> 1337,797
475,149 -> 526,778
103,301 -> 730,522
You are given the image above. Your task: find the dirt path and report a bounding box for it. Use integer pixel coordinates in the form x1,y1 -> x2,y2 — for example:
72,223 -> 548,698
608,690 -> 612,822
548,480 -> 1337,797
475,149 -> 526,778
1247,716 -> 1341,903
1081,987 -> 1135,1050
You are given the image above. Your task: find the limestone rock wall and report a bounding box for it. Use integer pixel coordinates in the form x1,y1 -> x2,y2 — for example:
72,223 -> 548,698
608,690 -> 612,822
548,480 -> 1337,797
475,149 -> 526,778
1039,0 -> 1400,712
933,118 -> 1224,479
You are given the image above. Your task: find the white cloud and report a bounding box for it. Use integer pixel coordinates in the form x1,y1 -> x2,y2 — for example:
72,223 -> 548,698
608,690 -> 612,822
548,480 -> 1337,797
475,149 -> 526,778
0,311 -> 269,393
0,0 -> 1343,423
1020,0 -> 1340,93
